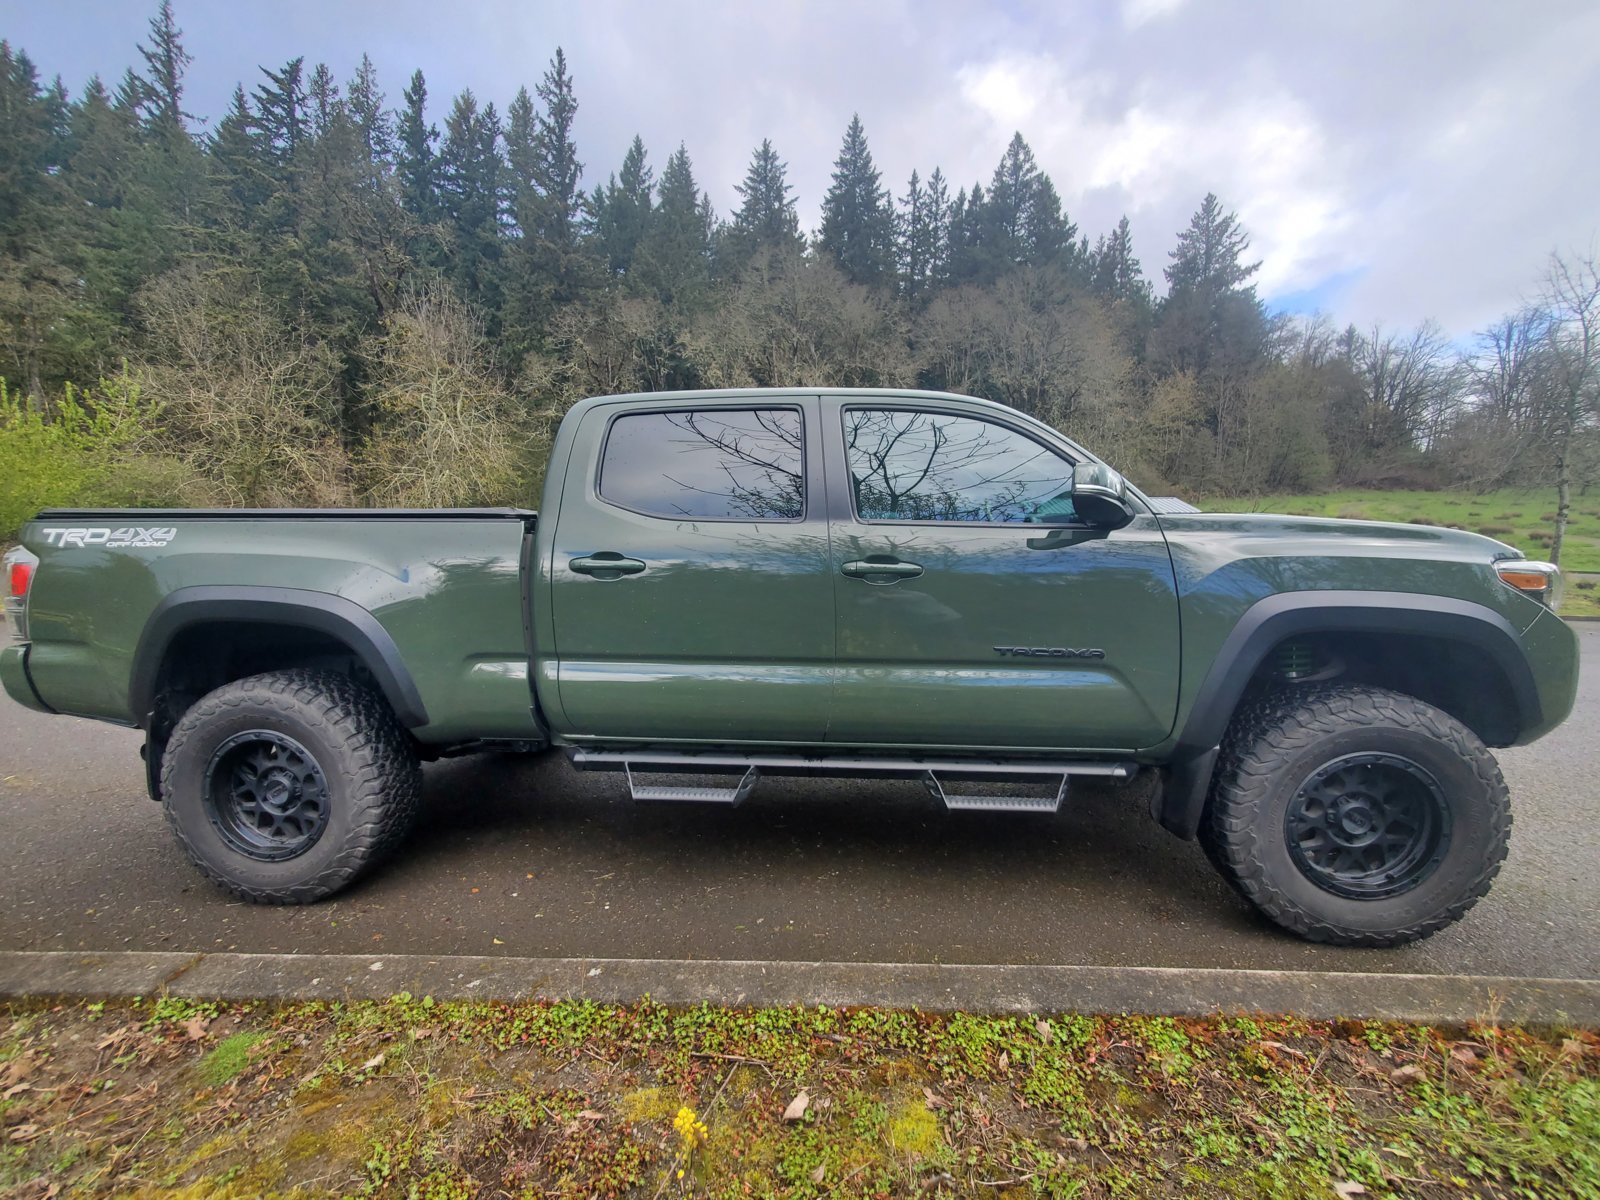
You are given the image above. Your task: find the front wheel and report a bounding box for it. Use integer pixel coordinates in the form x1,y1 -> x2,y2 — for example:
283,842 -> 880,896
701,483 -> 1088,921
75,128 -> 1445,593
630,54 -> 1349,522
1203,684 -> 1510,947
160,669 -> 422,903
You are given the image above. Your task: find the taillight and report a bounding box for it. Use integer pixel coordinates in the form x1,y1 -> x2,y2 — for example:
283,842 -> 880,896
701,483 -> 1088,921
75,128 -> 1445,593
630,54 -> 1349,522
8,560 -> 30,597
3,546 -> 35,642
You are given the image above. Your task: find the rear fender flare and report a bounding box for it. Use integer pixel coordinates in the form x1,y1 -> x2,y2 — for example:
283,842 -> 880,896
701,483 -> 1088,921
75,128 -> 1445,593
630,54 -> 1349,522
129,585 -> 429,730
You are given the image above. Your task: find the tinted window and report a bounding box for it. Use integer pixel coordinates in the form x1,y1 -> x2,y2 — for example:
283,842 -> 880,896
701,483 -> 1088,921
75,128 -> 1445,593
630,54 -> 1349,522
600,409 -> 805,520
844,409 -> 1076,523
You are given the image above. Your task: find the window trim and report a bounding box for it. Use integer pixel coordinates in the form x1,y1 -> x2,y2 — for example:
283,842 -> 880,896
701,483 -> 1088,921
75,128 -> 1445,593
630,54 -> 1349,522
839,403 -> 1089,529
596,404 -> 809,524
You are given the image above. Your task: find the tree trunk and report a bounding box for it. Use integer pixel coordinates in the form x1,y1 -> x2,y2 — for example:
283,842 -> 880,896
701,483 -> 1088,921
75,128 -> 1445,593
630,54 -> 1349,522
1552,431 -> 1571,567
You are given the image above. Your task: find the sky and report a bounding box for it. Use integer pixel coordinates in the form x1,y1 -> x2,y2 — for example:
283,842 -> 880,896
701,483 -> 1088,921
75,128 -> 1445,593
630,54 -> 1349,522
5,0 -> 1598,338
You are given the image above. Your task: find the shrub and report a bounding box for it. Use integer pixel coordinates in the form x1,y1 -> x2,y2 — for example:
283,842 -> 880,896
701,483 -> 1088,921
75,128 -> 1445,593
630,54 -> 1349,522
0,372 -> 191,544
1478,525 -> 1515,535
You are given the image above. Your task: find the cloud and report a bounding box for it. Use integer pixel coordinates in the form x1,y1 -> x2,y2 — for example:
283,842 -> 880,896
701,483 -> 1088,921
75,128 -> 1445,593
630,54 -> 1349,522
6,0 -> 1597,337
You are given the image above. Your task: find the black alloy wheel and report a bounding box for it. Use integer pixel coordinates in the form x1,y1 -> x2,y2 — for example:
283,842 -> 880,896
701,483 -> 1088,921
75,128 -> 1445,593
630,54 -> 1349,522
1284,752 -> 1451,900
203,729 -> 332,861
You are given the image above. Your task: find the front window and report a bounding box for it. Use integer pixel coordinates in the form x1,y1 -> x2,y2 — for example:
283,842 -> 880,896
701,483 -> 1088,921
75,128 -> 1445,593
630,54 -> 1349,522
843,408 -> 1076,523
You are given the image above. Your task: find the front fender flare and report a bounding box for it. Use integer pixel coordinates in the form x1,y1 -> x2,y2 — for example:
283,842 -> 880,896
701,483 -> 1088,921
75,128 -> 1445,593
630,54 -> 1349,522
1156,590 -> 1538,839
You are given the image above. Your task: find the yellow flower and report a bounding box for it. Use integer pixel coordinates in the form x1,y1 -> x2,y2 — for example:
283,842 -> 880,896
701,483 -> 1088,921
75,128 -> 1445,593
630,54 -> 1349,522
673,1105 -> 709,1149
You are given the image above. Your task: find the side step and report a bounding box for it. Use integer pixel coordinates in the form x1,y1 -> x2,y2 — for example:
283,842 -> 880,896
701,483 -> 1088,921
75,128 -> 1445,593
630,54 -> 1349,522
624,763 -> 760,806
572,750 -> 1137,813
922,770 -> 1068,814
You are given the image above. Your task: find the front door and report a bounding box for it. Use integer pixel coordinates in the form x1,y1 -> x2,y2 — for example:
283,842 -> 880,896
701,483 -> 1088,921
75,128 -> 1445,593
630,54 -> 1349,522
547,398 -> 834,744
822,399 -> 1180,751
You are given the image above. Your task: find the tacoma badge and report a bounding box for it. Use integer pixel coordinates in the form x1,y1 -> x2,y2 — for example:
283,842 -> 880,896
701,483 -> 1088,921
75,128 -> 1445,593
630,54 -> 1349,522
993,646 -> 1106,659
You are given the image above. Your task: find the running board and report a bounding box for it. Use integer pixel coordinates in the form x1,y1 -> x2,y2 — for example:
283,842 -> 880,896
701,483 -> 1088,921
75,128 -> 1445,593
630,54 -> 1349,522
570,749 -> 1137,812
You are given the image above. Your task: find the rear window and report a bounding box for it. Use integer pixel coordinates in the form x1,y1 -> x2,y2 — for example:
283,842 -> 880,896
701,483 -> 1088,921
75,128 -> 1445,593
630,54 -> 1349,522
599,408 -> 805,520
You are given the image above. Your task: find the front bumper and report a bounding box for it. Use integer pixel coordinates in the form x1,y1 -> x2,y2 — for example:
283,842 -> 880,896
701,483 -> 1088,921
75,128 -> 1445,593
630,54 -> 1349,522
0,644 -> 52,714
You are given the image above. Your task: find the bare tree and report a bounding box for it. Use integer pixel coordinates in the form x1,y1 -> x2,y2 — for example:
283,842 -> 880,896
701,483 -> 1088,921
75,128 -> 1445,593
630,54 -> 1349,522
1537,248 -> 1600,565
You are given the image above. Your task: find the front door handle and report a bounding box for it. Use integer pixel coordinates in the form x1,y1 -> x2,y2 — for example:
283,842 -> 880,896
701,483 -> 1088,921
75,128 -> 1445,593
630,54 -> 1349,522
571,553 -> 646,578
841,559 -> 924,582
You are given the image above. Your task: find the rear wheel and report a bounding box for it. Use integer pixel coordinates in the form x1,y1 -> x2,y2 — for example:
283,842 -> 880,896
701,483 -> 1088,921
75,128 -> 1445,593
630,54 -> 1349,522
1203,684 -> 1510,946
160,669 -> 421,903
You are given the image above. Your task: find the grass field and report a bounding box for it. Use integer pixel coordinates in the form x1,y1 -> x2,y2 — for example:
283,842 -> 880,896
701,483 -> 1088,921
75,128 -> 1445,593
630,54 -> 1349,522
2,996 -> 1597,1198
1200,488 -> 1600,617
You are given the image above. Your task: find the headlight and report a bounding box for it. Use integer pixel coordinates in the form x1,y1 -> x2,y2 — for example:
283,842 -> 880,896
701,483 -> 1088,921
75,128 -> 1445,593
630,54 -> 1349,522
1496,559 -> 1562,610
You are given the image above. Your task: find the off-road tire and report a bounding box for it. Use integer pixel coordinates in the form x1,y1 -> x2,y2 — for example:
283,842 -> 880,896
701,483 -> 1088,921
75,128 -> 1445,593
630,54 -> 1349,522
160,669 -> 422,904
1203,684 -> 1510,947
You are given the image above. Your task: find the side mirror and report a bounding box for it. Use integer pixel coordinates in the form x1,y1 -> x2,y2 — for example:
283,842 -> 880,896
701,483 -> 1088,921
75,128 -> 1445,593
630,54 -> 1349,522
1071,463 -> 1136,530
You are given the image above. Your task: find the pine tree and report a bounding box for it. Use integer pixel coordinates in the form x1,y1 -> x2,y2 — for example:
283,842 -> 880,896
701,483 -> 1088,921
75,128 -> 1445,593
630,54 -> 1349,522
252,57 -> 306,167
437,89 -> 503,311
530,49 -> 581,249
135,0 -> 191,138
1151,194 -> 1267,377
1090,215 -> 1148,305
637,142 -> 712,305
396,69 -> 439,221
591,134 -> 653,278
346,55 -> 391,165
924,167 -> 951,287
818,115 -> 893,287
1165,192 -> 1260,297
724,138 -> 803,269
896,169 -> 944,303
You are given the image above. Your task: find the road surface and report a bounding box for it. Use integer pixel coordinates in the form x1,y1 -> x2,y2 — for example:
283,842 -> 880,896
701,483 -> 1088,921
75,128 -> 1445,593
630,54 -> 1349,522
2,626 -> 1595,979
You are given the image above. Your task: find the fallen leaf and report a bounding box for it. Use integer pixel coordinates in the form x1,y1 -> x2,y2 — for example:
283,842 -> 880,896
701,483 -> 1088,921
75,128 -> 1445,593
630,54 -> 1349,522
182,1016 -> 210,1041
411,1027 -> 436,1041
577,1110 -> 604,1121
1450,1046 -> 1479,1067
810,1164 -> 826,1184
1064,1137 -> 1089,1153
471,887 -> 480,894
93,1028 -> 130,1052
361,1052 -> 385,1072
997,1050 -> 1009,1073
1261,1040 -> 1308,1059
1333,1183 -> 1366,1199
2,1083 -> 31,1099
922,1086 -> 948,1110
1561,1037 -> 1586,1058
7,1124 -> 39,1143
1389,1064 -> 1424,1086
1036,1020 -> 1053,1045
782,1090 -> 810,1122
492,938 -> 505,945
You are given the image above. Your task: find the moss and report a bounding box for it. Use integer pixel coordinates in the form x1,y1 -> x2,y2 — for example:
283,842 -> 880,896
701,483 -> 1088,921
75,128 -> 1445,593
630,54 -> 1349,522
620,1085 -> 676,1123
887,1092 -> 942,1158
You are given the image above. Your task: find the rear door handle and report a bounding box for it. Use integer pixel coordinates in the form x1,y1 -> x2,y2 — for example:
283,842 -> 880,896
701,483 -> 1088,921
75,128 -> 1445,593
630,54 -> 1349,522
571,553 -> 646,578
841,559 -> 924,582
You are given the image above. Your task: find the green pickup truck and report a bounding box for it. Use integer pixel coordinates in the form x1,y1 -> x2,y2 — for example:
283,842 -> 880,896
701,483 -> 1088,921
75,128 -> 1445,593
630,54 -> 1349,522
1,389 -> 1579,945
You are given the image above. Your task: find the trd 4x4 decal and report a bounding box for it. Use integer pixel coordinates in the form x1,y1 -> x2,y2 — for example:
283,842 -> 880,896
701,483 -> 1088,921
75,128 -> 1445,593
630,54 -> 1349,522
41,527 -> 177,549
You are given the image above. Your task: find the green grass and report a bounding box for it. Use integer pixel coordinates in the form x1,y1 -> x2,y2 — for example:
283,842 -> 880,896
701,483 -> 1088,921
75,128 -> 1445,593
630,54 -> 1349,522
2,996 -> 1597,1198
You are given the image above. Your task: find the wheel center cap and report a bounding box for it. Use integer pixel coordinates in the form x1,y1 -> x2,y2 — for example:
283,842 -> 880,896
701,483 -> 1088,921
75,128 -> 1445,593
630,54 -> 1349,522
260,768 -> 298,811
1329,793 -> 1379,842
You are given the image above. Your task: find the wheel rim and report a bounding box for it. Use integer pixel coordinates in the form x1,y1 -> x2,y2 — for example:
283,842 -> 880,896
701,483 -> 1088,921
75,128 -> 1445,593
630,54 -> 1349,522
1284,752 -> 1451,899
203,731 -> 331,862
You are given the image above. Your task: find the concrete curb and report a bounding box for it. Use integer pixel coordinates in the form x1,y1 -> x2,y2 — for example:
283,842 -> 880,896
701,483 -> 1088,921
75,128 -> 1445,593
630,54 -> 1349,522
1,951 -> 1597,1024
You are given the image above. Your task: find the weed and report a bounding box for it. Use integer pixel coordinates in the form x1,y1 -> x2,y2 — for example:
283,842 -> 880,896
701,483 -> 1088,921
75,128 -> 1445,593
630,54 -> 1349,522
196,1031 -> 265,1088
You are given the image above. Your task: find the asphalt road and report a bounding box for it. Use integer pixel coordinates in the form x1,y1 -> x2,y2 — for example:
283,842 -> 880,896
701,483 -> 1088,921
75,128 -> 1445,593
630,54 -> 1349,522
2,628 -> 1596,979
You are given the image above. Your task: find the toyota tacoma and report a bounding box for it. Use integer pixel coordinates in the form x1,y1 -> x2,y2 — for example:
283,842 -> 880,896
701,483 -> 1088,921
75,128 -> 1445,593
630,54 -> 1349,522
0,389 -> 1579,945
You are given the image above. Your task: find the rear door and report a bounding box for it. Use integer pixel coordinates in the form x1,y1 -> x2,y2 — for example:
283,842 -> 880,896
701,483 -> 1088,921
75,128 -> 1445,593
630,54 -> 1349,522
547,397 -> 834,743
821,397 -> 1180,751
